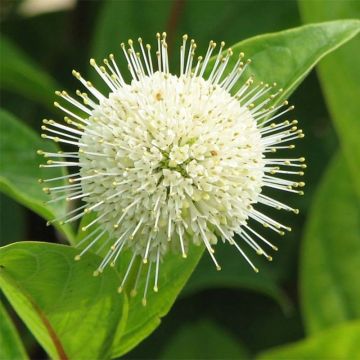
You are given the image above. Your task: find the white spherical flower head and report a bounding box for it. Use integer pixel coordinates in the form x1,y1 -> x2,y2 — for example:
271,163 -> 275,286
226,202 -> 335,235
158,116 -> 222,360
81,72 -> 264,263
40,33 -> 305,302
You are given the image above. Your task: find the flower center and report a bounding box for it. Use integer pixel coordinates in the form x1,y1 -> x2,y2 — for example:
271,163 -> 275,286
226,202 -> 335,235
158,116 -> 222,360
156,144 -> 191,176
79,71 -> 265,261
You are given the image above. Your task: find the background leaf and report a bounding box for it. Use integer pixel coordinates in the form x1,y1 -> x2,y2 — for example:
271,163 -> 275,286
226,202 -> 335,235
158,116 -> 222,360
0,302 -> 29,360
257,320 -> 360,359
0,35 -> 59,111
160,319 -> 249,359
0,242 -> 127,360
0,109 -> 74,243
299,1 -> 360,197
210,20 -> 360,106
300,153 -> 360,334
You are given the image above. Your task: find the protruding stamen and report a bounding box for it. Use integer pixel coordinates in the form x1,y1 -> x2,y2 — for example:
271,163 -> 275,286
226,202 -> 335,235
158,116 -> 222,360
118,252 -> 137,293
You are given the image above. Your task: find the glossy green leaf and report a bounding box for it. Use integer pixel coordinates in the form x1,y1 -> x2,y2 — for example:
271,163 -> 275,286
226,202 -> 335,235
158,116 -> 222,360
76,216 -> 204,357
160,320 -> 249,359
0,242 -> 127,360
0,109 -> 74,242
109,244 -> 204,357
0,35 -> 58,110
0,302 -> 29,360
258,320 -> 360,359
299,2 -> 360,197
209,20 -> 360,106
76,211 -> 203,357
76,215 -> 203,357
300,153 -> 360,334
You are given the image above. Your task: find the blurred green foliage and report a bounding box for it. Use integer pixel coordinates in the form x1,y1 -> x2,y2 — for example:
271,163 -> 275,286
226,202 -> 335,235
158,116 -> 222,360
301,154 -> 360,333
0,1 -> 359,359
258,320 -> 360,359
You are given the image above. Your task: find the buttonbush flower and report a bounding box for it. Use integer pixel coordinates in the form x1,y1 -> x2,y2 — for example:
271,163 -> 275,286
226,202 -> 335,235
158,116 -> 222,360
39,33 -> 305,303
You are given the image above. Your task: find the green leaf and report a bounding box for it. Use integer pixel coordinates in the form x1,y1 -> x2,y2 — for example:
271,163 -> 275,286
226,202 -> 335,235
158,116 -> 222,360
0,302 -> 29,360
76,216 -> 204,357
76,214 -> 203,357
0,242 -> 127,360
300,153 -> 360,334
160,320 -> 249,359
0,35 -> 59,111
257,320 -> 360,359
210,20 -> 360,106
0,109 -> 74,243
109,244 -> 204,358
299,2 -> 360,197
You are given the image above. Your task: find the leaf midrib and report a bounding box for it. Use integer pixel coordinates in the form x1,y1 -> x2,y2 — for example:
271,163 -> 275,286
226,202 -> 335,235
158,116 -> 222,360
0,267 -> 69,360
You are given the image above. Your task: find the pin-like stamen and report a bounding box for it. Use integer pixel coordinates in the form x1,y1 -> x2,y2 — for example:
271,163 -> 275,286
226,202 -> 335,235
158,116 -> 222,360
142,262 -> 153,306
118,252 -> 137,293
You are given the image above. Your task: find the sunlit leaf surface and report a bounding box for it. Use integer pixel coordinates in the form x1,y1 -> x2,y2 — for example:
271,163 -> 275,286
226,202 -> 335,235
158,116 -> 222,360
0,242 -> 127,359
0,109 -> 74,242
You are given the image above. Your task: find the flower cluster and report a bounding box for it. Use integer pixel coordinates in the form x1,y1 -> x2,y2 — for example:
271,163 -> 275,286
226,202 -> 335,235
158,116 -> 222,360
39,33 -> 305,304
